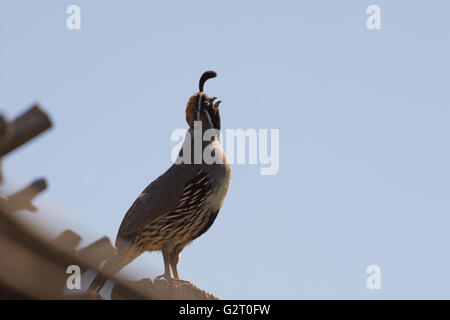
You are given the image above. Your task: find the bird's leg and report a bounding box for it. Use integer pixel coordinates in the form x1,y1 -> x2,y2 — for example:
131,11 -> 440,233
169,250 -> 190,284
155,249 -> 173,282
170,260 -> 179,279
154,248 -> 177,299
169,252 -> 180,280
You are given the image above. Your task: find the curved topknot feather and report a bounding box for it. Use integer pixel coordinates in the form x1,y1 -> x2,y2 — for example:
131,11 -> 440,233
199,71 -> 217,92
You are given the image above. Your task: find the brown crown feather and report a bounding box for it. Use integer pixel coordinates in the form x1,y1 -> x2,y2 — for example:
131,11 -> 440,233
186,94 -> 199,128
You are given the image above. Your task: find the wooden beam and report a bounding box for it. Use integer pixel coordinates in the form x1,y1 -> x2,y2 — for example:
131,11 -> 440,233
0,105 -> 52,157
0,179 -> 47,213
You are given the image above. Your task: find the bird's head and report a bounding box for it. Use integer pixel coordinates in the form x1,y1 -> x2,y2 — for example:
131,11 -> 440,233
186,70 -> 222,130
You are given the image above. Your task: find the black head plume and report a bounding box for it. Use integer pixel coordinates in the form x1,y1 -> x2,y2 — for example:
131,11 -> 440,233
186,70 -> 221,129
199,70 -> 217,92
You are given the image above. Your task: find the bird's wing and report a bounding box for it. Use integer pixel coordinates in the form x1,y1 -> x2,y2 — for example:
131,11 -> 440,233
117,163 -> 202,239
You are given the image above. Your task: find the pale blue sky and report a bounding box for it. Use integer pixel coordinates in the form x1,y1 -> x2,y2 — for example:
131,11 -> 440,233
1,1 -> 450,299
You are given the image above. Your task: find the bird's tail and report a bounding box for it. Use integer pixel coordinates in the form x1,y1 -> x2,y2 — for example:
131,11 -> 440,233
87,246 -> 140,295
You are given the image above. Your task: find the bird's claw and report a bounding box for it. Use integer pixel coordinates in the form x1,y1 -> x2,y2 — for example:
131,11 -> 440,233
155,273 -> 172,282
154,274 -> 190,285
172,279 -> 190,285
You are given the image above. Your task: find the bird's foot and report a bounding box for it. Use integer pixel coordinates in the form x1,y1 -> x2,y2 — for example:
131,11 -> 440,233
172,278 -> 191,285
154,274 -> 190,285
155,273 -> 173,282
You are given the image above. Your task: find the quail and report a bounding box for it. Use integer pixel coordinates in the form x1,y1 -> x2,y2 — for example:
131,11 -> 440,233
88,71 -> 231,294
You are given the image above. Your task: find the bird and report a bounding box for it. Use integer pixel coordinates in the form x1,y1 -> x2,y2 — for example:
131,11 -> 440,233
88,70 -> 231,294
